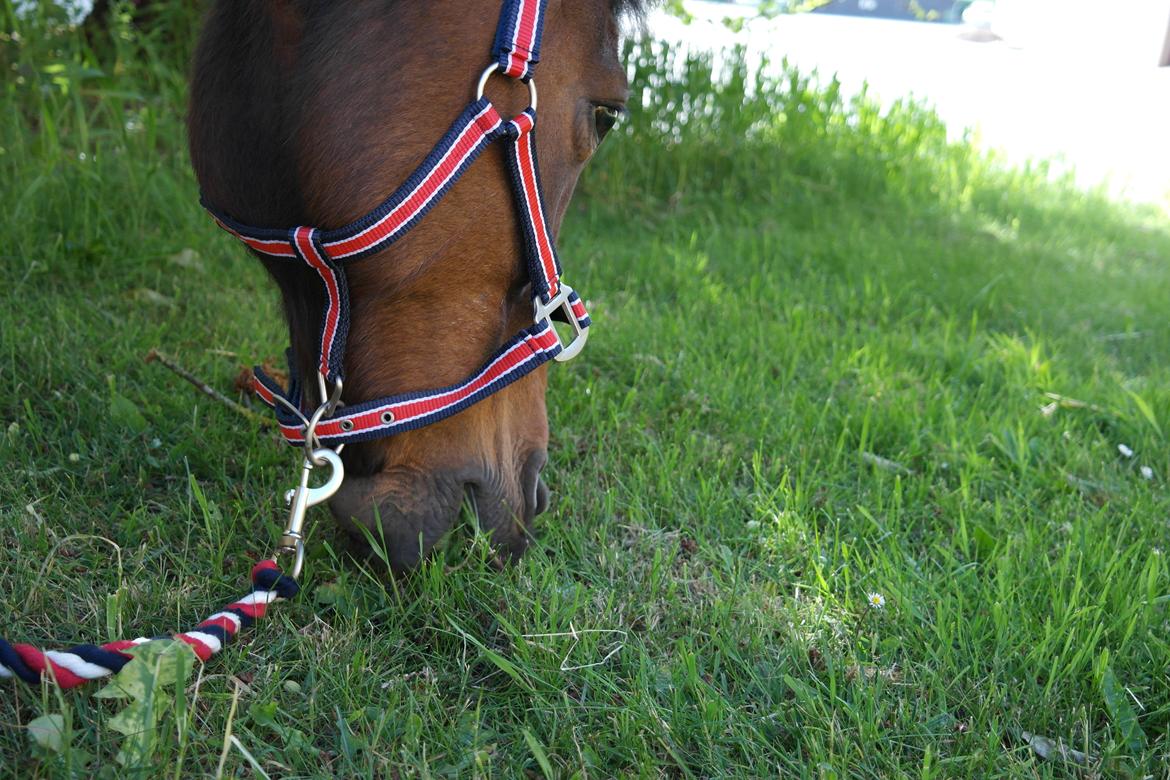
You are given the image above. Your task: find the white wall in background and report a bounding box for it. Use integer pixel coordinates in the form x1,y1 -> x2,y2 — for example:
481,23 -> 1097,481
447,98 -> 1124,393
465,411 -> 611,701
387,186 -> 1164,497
992,0 -> 1170,67
661,2 -> 1170,204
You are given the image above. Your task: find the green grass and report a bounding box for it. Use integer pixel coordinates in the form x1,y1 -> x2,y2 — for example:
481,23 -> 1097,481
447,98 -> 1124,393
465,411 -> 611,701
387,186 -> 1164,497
3,5 -> 1170,777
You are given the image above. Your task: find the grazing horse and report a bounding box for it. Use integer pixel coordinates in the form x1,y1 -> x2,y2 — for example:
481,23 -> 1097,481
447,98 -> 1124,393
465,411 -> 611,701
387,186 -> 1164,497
187,1 -> 642,570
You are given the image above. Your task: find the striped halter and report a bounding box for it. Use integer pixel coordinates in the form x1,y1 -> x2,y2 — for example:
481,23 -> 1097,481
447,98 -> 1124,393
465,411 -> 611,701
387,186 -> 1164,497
202,0 -> 588,450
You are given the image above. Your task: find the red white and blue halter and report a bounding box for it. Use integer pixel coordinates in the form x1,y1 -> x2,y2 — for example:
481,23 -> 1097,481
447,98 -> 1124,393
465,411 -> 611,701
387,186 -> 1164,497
205,0 -> 589,449
0,0 -> 592,690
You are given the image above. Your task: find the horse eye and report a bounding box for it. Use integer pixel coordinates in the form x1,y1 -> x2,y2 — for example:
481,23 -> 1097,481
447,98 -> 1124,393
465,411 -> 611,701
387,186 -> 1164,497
593,104 -> 622,142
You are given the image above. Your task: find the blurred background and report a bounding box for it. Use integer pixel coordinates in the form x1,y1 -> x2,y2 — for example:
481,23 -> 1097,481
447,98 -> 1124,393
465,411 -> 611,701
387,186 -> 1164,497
657,0 -> 1170,203
25,0 -> 1170,204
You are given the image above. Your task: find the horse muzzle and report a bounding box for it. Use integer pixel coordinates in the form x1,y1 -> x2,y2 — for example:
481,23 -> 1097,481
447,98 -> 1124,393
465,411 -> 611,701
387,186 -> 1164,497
327,449 -> 549,572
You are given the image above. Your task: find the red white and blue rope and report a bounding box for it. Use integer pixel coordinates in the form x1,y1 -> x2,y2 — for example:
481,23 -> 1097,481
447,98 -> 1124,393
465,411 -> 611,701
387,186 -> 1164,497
0,561 -> 297,689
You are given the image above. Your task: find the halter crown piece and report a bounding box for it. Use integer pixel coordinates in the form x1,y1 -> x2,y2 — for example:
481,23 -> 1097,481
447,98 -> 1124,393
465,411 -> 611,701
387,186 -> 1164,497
205,0 -> 589,450
0,0 -> 588,690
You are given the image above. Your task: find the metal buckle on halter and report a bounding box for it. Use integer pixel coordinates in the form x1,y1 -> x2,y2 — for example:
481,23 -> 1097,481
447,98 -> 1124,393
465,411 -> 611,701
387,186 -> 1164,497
534,284 -> 588,362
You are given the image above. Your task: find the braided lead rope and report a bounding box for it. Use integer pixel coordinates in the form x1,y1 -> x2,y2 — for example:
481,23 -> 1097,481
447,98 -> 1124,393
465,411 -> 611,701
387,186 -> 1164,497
0,560 -> 298,689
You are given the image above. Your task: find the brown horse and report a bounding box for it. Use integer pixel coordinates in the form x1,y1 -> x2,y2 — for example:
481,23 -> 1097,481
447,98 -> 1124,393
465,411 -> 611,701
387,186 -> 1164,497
187,1 -> 644,570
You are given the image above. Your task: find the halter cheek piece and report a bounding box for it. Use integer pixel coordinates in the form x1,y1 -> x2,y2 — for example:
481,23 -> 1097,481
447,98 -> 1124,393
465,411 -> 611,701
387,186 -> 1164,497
202,0 -> 589,451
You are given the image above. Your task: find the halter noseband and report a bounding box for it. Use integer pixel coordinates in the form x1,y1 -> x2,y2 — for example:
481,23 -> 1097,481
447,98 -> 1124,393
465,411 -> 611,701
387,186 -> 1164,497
201,0 -> 589,450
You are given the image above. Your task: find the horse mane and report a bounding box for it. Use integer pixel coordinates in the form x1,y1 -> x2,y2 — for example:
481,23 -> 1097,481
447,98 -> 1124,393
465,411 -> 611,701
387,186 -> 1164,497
612,0 -> 657,18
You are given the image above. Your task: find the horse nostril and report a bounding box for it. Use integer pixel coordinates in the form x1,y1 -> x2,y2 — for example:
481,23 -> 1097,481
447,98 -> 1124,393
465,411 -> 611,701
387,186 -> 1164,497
534,476 -> 549,517
522,451 -> 549,519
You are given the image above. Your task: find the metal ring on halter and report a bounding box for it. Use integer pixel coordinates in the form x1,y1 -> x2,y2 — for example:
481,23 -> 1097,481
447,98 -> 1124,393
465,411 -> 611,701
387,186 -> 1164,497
295,373 -> 344,465
316,373 -> 344,416
272,393 -> 311,430
302,403 -> 333,465
476,63 -> 537,111
271,394 -> 342,449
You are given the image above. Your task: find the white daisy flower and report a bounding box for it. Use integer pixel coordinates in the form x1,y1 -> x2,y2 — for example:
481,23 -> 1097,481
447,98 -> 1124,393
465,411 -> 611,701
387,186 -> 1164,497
867,592 -> 886,610
1118,444 -> 1135,458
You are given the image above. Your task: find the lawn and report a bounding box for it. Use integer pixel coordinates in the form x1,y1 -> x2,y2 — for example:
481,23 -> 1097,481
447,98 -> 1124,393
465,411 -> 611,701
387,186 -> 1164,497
2,5 -> 1169,778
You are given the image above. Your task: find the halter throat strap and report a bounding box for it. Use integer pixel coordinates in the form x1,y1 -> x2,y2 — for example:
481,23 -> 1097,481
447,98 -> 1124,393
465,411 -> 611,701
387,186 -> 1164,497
200,0 -> 589,448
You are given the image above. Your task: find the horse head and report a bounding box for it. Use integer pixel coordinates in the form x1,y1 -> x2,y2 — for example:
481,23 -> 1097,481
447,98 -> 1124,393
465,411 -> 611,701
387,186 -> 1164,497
188,1 -> 641,570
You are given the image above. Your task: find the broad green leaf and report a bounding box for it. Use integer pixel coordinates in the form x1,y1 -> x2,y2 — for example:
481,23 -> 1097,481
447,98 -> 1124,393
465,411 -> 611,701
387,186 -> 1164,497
93,642 -> 193,768
248,700 -> 321,757
972,525 -> 998,558
27,713 -> 66,753
108,392 -> 148,434
248,701 -> 280,729
94,640 -> 197,701
115,727 -> 155,768
314,581 -> 347,607
1099,661 -> 1146,754
107,694 -> 170,737
95,672 -> 143,701
106,376 -> 148,434
1125,389 -> 1163,437
281,727 -> 321,757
